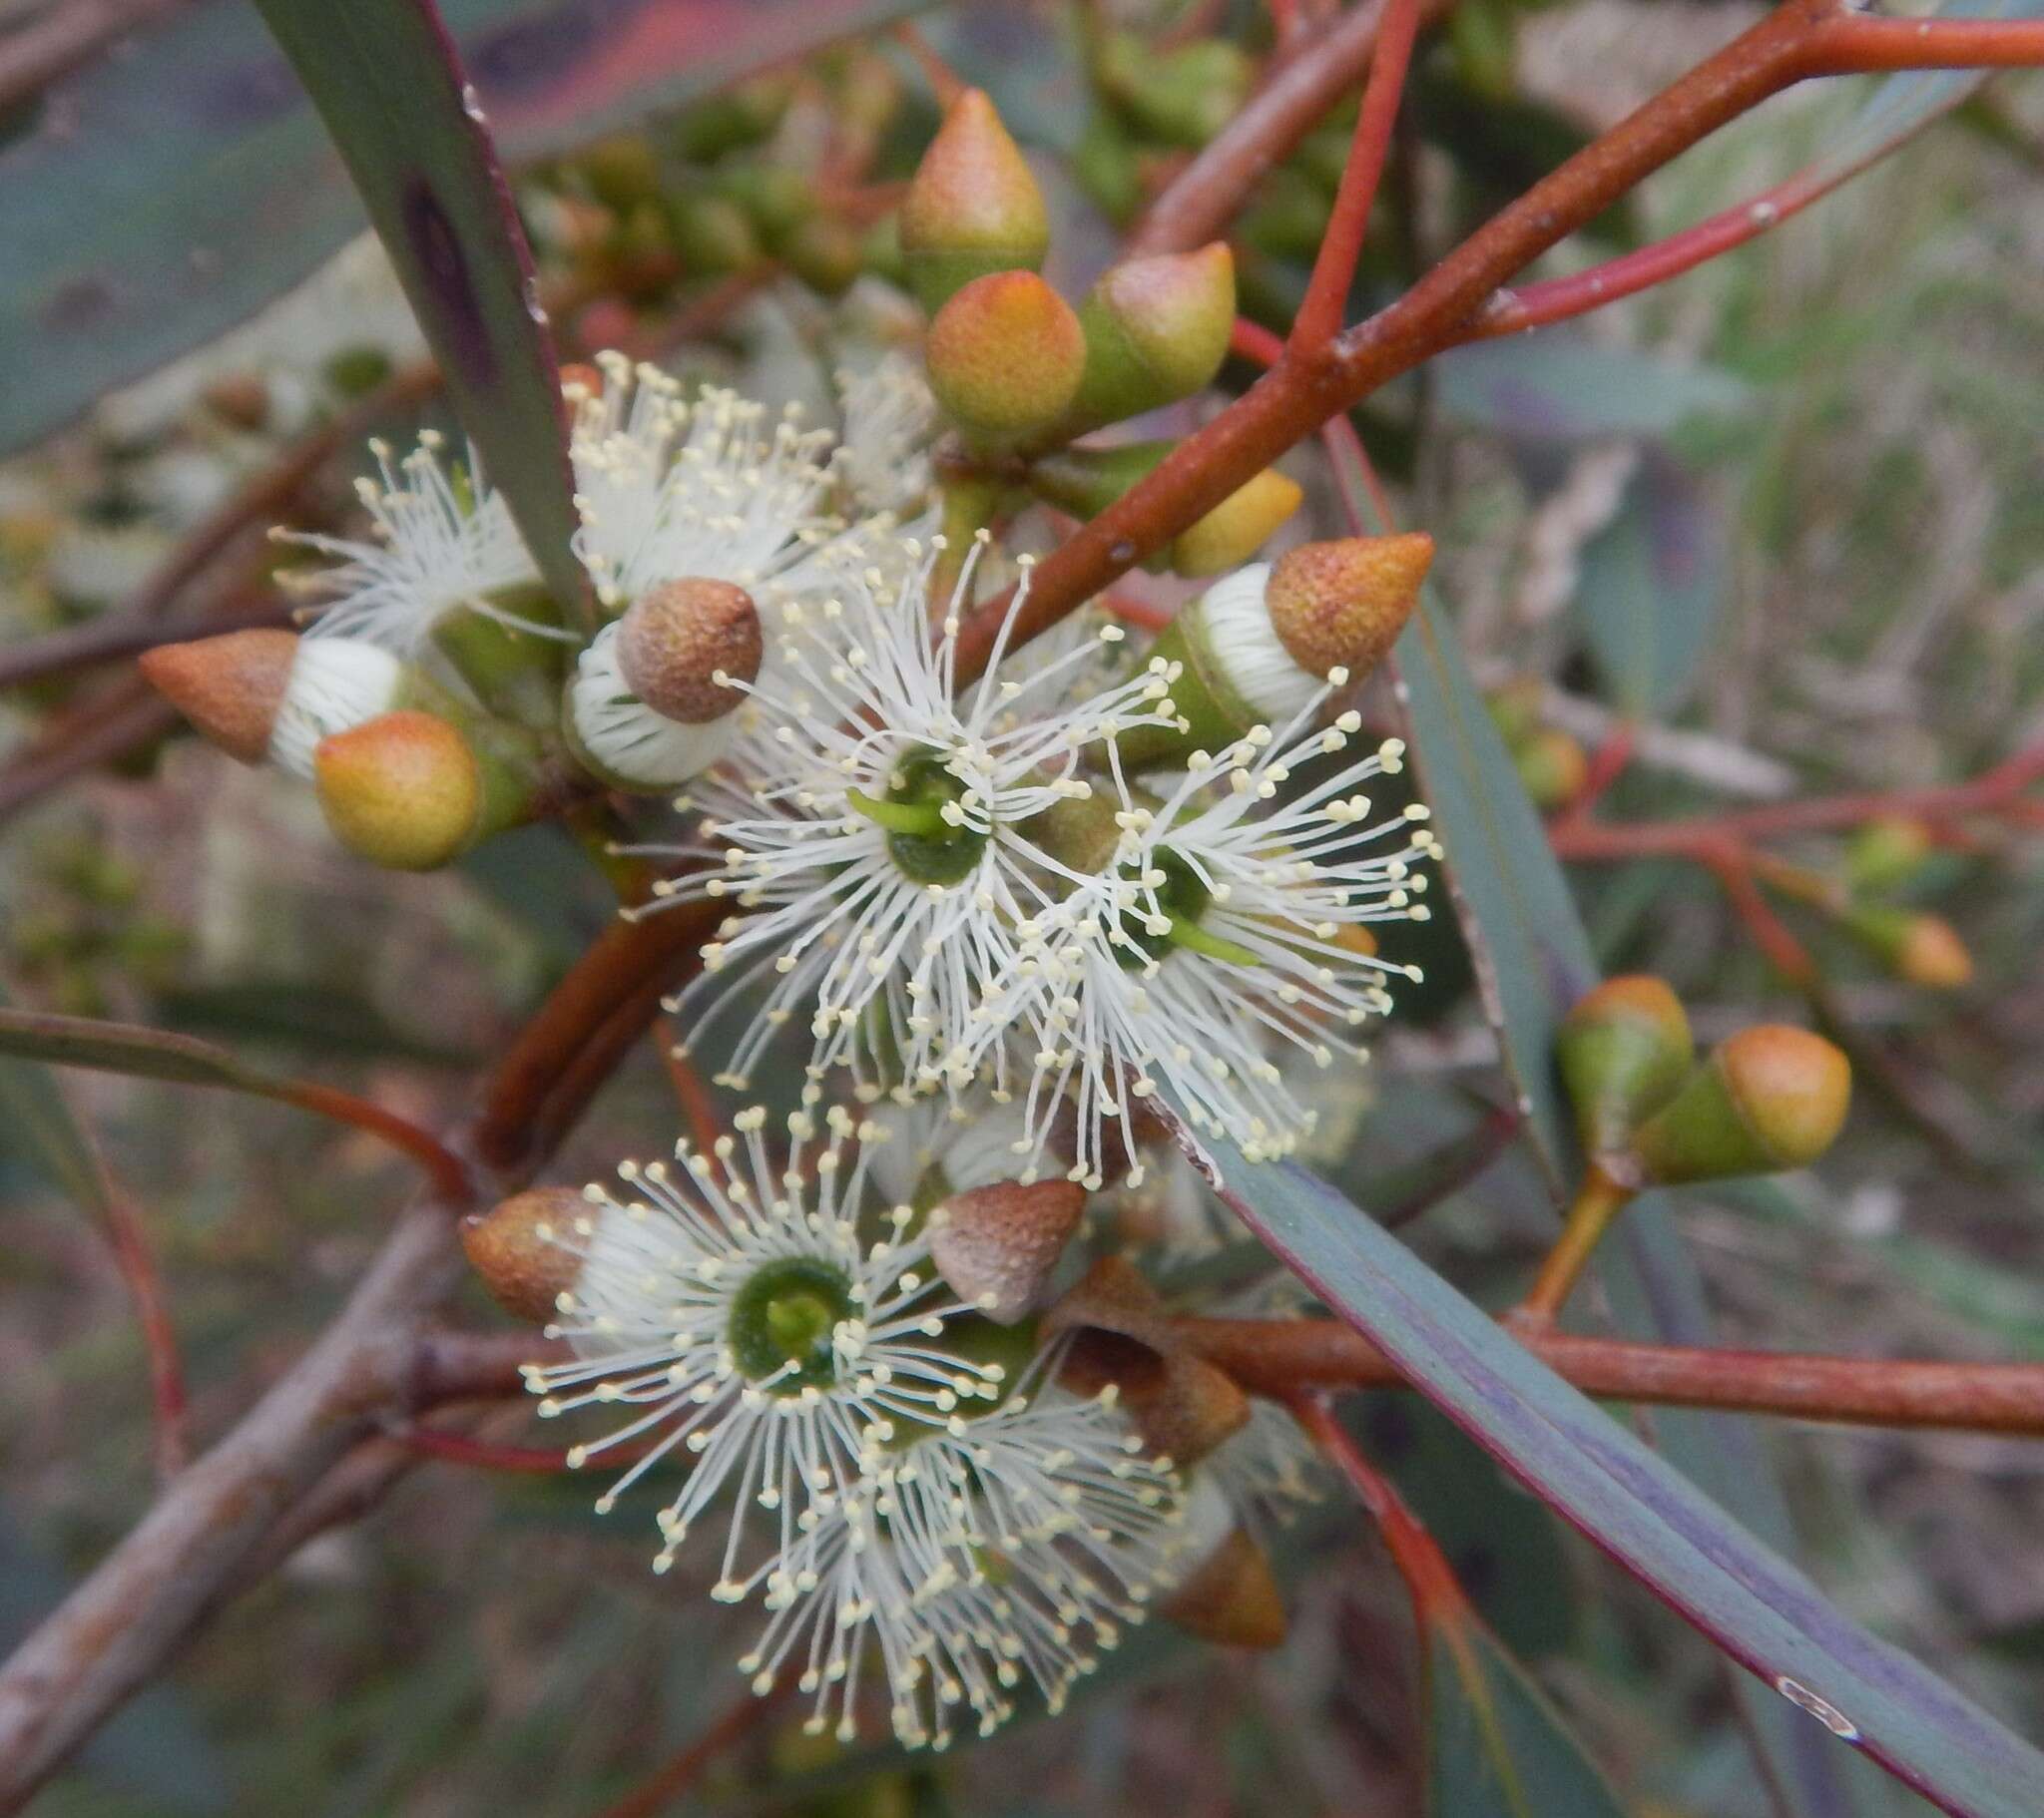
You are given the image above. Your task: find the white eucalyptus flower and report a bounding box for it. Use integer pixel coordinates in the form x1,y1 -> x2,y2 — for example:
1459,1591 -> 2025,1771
521,1106 -> 1002,1595
836,352 -> 938,519
644,535 -> 1180,1106
277,430 -> 553,657
737,1372 -> 1185,1748
1023,684 -> 1439,1186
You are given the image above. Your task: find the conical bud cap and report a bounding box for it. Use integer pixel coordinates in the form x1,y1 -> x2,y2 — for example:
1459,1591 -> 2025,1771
928,1178 -> 1087,1324
618,578 -> 763,723
140,629 -> 297,762
463,1186 -> 585,1323
1267,533 -> 1433,682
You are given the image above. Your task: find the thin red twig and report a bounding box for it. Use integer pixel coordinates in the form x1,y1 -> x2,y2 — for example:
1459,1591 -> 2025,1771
100,1178 -> 190,1481
593,1681 -> 787,1818
1290,0 -> 1421,350
387,1425 -> 573,1474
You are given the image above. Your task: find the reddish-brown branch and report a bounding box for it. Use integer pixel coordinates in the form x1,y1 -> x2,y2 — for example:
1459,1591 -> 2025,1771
0,591 -> 290,692
1706,846 -> 1820,989
387,1425 -> 575,1474
0,680 -> 175,828
1176,1317 -> 2044,1435
1290,0 -> 1420,350
99,1179 -> 190,1481
280,1081 -> 476,1203
1292,1394 -> 1468,1618
1550,740 -> 2044,861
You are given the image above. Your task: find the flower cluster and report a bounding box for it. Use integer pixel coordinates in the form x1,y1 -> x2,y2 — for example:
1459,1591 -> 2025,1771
495,1110 -> 1191,1748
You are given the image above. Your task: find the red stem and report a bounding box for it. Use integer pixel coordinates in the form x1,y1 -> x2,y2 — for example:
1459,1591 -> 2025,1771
281,1081 -> 475,1203
102,1183 -> 191,1481
387,1425 -> 574,1474
1290,0 -> 1422,350
593,1682 -> 785,1818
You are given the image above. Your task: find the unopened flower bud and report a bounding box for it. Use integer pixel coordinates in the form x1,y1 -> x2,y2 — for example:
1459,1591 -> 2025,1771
1163,1486 -> 1287,1647
312,709 -> 482,870
1842,816 -> 1937,895
899,89 -> 1050,311
1558,976 -> 1693,1157
1120,535 -> 1432,767
780,214 -> 864,297
668,73 -> 793,162
578,134 -> 661,213
1842,903 -> 1973,990
1628,1026 -> 1851,1185
1097,34 -> 1255,148
927,1178 -> 1087,1324
1514,726 -> 1589,811
142,628 -> 407,779
1068,243 -> 1236,431
667,191 -> 763,276
1484,676 -> 1545,747
462,1186 -> 585,1322
926,270 -> 1085,444
715,164 -> 814,250
1171,468 -> 1303,577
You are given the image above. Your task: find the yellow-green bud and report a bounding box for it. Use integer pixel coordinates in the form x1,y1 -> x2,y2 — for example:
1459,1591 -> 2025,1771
926,270 -> 1085,445
1514,725 -> 1589,811
1484,676 -> 1545,747
667,191 -> 762,276
714,164 -> 813,251
1629,1026 -> 1851,1184
1171,469 -> 1303,577
577,134 -> 660,213
780,215 -> 864,297
462,1187 -> 584,1323
312,709 -> 482,871
1841,903 -> 1973,990
1557,976 -> 1694,1158
1842,816 -> 1936,895
899,88 -> 1050,311
1067,243 -> 1236,432
667,73 -> 793,162
1071,107 -> 1145,226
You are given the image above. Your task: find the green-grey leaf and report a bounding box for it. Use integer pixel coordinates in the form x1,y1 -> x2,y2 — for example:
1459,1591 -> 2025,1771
1572,450 -> 1729,716
1433,339 -> 1752,444
1427,1613 -> 1629,1818
1208,1145 -> 2044,1818
250,0 -> 584,622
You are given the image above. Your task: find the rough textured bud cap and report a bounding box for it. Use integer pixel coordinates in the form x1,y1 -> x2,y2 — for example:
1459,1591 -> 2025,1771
1172,468 -> 1303,578
313,710 -> 481,871
1267,534 -> 1433,682
928,1178 -> 1087,1323
1072,243 -> 1236,429
1630,1026 -> 1851,1184
140,629 -> 297,762
618,578 -> 763,723
1557,976 -> 1693,1157
463,1187 -> 585,1323
900,89 -> 1049,311
1162,1526 -> 1287,1647
927,270 -> 1085,440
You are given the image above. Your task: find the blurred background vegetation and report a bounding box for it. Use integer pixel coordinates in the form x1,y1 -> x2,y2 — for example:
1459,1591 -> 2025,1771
3,0 -> 2042,1811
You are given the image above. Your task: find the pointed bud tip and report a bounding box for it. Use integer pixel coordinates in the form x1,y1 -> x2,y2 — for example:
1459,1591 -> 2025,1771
139,628 -> 298,762
929,1178 -> 1087,1324
1718,1026 -> 1852,1167
900,88 -> 1048,308
1896,914 -> 1972,990
1266,533 -> 1433,682
1560,977 -> 1694,1158
619,578 -> 763,723
1163,1527 -> 1287,1648
1084,241 -> 1237,415
312,709 -> 481,871
1563,976 -> 1689,1045
927,270 -> 1085,437
463,1187 -> 585,1323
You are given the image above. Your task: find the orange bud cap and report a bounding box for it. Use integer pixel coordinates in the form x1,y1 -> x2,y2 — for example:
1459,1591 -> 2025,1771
1162,1526 -> 1288,1648
1896,914 -> 1972,990
926,270 -> 1085,439
140,629 -> 297,762
462,1187 -> 585,1323
1719,1026 -> 1853,1167
1266,533 -> 1433,682
312,709 -> 481,871
617,578 -> 762,723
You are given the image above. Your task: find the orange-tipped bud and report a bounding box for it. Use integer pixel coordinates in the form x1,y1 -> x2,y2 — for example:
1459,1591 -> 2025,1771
1514,726 -> 1589,811
1842,816 -> 1936,895
926,270 -> 1086,443
927,1178 -> 1087,1324
1172,468 -> 1303,578
1630,1026 -> 1851,1185
1842,902 -> 1973,990
1557,976 -> 1693,1157
899,89 -> 1049,311
1070,243 -> 1236,430
140,629 -> 297,763
462,1187 -> 585,1322
312,710 -> 481,871
1266,534 -> 1432,682
618,578 -> 762,723
1162,1523 -> 1288,1647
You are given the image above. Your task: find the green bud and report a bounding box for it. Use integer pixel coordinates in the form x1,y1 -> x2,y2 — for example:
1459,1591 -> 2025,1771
1629,1027 -> 1851,1185
577,133 -> 661,213
780,214 -> 864,297
429,587 -> 567,729
667,73 -> 793,162
1514,725 -> 1589,811
1025,441 -> 1169,520
1239,167 -> 1333,261
1557,976 -> 1693,1157
713,164 -> 813,251
667,191 -> 762,276
1111,607 -> 1253,772
1097,34 -> 1256,149
1842,816 -> 1936,895
322,345 -> 393,399
900,89 -> 1050,311
1484,677 -> 1545,748
860,211 -> 906,286
1066,243 -> 1236,433
1071,108 -> 1146,226
1839,902 -> 1973,990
